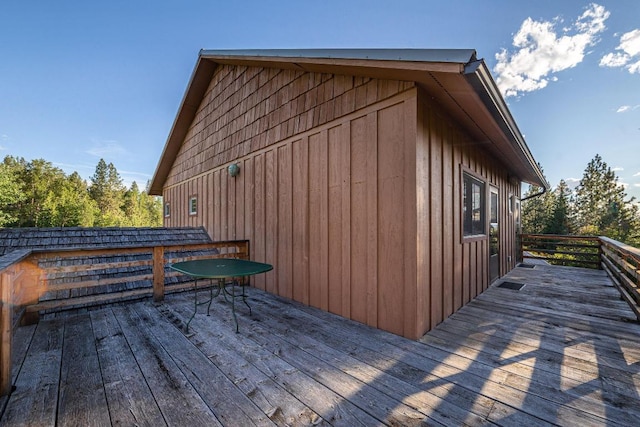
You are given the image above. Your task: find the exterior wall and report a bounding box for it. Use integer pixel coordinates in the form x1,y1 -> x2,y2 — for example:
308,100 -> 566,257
415,88 -> 521,336
164,64 -> 413,188
164,64 -> 421,337
162,63 -> 521,339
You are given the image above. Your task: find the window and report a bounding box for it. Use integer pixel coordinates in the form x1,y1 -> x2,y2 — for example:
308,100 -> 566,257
490,189 -> 498,224
463,172 -> 486,236
189,197 -> 197,215
164,202 -> 170,218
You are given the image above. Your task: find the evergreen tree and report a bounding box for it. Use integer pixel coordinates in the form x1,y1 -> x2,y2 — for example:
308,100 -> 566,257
143,180 -> 163,227
90,159 -> 125,226
52,172 -> 98,226
520,166 -> 555,234
0,155 -> 162,229
19,159 -> 68,227
573,154 -> 640,243
0,161 -> 25,226
122,181 -> 149,226
544,179 -> 573,235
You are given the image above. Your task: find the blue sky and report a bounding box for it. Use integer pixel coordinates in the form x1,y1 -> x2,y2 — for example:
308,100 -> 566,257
1,1 -> 639,199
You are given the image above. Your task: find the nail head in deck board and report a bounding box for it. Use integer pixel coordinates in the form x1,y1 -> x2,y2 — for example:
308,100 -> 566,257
89,309 -> 166,427
57,314 -> 111,427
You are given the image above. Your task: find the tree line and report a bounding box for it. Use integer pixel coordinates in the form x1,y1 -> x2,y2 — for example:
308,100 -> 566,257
0,156 -> 162,228
522,154 -> 640,246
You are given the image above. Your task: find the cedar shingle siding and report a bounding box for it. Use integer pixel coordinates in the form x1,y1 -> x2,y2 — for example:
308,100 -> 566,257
0,227 -> 217,315
0,227 -> 212,256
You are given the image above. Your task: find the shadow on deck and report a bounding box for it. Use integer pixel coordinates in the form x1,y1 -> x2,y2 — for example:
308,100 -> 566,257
1,264 -> 639,426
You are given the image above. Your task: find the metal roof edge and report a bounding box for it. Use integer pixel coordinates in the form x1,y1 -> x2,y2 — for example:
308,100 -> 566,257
199,48 -> 477,64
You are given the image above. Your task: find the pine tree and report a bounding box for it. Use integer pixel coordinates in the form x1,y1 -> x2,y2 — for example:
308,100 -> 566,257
90,159 -> 126,226
574,154 -> 639,243
521,166 -> 555,234
544,179 -> 573,235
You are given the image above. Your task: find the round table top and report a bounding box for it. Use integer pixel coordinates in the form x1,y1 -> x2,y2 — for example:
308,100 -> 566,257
170,258 -> 273,279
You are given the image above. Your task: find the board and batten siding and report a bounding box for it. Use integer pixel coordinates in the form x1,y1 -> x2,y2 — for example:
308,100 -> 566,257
162,64 -> 521,339
416,88 -> 520,336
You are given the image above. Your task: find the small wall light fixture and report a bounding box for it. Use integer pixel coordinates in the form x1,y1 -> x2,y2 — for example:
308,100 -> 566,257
228,162 -> 240,177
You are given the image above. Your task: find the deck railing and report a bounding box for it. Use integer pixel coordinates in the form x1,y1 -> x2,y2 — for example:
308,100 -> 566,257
520,233 -> 640,320
519,234 -> 602,269
0,239 -> 249,395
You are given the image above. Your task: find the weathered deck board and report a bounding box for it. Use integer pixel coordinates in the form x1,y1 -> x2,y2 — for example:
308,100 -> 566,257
0,323 -> 35,415
1,264 -> 639,426
249,286 -> 624,426
89,308 -> 166,427
164,300 -> 384,426
57,314 -> 111,427
154,304 -> 327,426
131,302 -> 275,426
2,319 -> 64,425
175,295 -> 434,426
112,305 -> 223,426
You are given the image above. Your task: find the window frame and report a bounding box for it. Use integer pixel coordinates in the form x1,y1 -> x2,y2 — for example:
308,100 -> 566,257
189,196 -> 197,216
461,167 -> 488,242
164,202 -> 170,218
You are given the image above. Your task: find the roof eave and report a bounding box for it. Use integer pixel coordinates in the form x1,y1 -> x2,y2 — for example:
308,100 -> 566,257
149,58 -> 217,195
463,60 -> 549,189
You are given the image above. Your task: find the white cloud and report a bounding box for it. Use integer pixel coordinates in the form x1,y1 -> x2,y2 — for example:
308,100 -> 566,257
0,134 -> 8,141
619,181 -> 630,188
617,105 -> 631,113
495,3 -> 610,97
565,177 -> 581,183
600,29 -> 640,74
634,183 -> 640,187
612,166 -> 624,171
634,172 -> 640,177
86,140 -> 129,159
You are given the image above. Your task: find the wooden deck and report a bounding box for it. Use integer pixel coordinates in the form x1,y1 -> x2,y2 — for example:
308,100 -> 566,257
1,264 -> 639,426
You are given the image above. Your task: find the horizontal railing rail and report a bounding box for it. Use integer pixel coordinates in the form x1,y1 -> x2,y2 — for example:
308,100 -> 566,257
520,234 -> 601,269
599,236 -> 640,320
0,239 -> 250,395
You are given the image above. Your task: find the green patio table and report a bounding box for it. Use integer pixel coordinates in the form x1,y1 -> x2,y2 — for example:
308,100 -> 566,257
170,258 -> 273,333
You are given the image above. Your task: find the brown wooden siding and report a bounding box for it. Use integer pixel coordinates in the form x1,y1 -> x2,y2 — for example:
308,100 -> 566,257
164,65 -> 414,188
415,87 -> 520,335
163,65 -> 521,339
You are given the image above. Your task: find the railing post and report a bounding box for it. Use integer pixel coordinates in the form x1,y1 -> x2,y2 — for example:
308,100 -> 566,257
1,272 -> 13,396
598,237 -> 604,269
153,246 -> 165,302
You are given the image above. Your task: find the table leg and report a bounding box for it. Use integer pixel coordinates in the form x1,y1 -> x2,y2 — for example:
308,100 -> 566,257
231,281 -> 239,333
239,279 -> 252,315
186,278 -> 199,333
